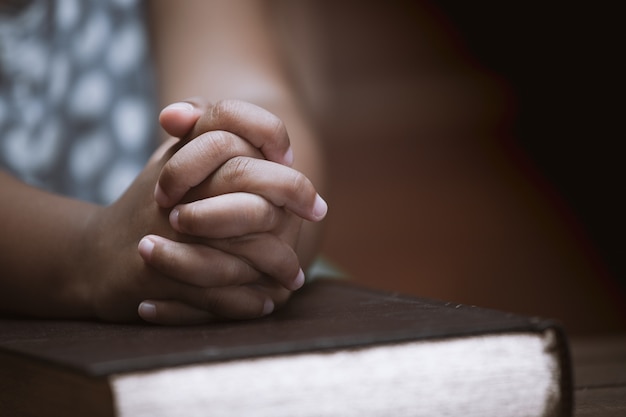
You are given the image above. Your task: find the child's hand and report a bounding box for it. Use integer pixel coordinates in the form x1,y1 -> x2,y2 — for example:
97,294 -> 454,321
155,99 -> 296,207
132,100 -> 327,324
138,152 -> 324,324
79,137 -> 304,324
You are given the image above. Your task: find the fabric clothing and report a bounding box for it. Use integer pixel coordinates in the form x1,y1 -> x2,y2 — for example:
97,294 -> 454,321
0,0 -> 157,204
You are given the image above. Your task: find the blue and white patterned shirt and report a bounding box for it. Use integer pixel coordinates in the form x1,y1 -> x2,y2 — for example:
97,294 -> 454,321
0,0 -> 158,204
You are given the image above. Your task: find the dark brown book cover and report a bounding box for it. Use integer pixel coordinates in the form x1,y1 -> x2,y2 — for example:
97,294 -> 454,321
0,279 -> 573,417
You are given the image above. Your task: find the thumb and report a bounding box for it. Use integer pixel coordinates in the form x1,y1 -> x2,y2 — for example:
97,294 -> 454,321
159,102 -> 202,139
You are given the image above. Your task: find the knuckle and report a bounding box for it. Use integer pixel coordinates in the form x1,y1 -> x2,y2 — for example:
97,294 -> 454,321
213,254 -> 241,284
221,156 -> 253,185
240,195 -> 276,231
290,170 -> 311,194
220,260 -> 241,285
225,258 -> 261,285
260,201 -> 279,230
256,235 -> 298,282
160,156 -> 184,185
199,130 -> 231,159
267,113 -> 287,141
149,243 -> 178,274
211,99 -> 238,124
210,100 -> 226,121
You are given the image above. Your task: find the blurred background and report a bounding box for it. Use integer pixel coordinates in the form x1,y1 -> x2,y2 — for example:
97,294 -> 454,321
273,1 -> 625,335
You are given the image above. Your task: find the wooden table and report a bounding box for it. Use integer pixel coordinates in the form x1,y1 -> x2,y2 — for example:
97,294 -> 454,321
572,335 -> 626,416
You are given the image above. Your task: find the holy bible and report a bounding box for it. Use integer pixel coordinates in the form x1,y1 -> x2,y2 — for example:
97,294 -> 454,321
0,279 -> 572,417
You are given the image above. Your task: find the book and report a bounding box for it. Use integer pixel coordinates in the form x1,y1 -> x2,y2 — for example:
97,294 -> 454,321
0,279 -> 572,417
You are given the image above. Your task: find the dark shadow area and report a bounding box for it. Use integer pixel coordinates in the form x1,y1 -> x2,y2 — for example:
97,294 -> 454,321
275,1 -> 625,334
436,1 -> 624,290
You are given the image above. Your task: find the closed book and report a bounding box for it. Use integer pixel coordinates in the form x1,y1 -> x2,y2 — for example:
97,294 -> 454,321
0,279 -> 572,417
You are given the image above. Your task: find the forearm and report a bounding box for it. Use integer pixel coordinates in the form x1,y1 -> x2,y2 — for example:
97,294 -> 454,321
0,171 -> 98,317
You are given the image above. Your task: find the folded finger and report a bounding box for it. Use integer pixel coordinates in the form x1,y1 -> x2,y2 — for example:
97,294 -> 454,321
188,99 -> 293,166
206,232 -> 305,292
191,156 -> 327,222
138,282 -> 291,324
138,235 -> 263,287
138,299 -> 218,325
155,130 -> 262,207
178,285 -> 276,320
172,192 -> 285,239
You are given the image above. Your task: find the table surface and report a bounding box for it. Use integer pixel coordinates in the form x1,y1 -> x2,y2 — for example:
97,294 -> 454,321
571,335 -> 626,416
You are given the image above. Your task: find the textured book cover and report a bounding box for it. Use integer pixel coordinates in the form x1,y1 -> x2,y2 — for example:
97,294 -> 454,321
0,279 -> 573,417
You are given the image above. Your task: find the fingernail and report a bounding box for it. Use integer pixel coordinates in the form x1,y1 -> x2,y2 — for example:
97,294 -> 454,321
283,147 -> 294,167
138,237 -> 155,259
169,207 -> 180,231
163,102 -> 195,114
154,183 -> 171,207
138,301 -> 157,320
312,194 -> 328,221
291,268 -> 306,291
262,298 -> 275,316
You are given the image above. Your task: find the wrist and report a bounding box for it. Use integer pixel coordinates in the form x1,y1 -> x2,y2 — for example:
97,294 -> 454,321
66,203 -> 107,319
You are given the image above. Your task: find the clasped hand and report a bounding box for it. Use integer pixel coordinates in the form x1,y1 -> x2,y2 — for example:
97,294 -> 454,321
80,100 -> 326,325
